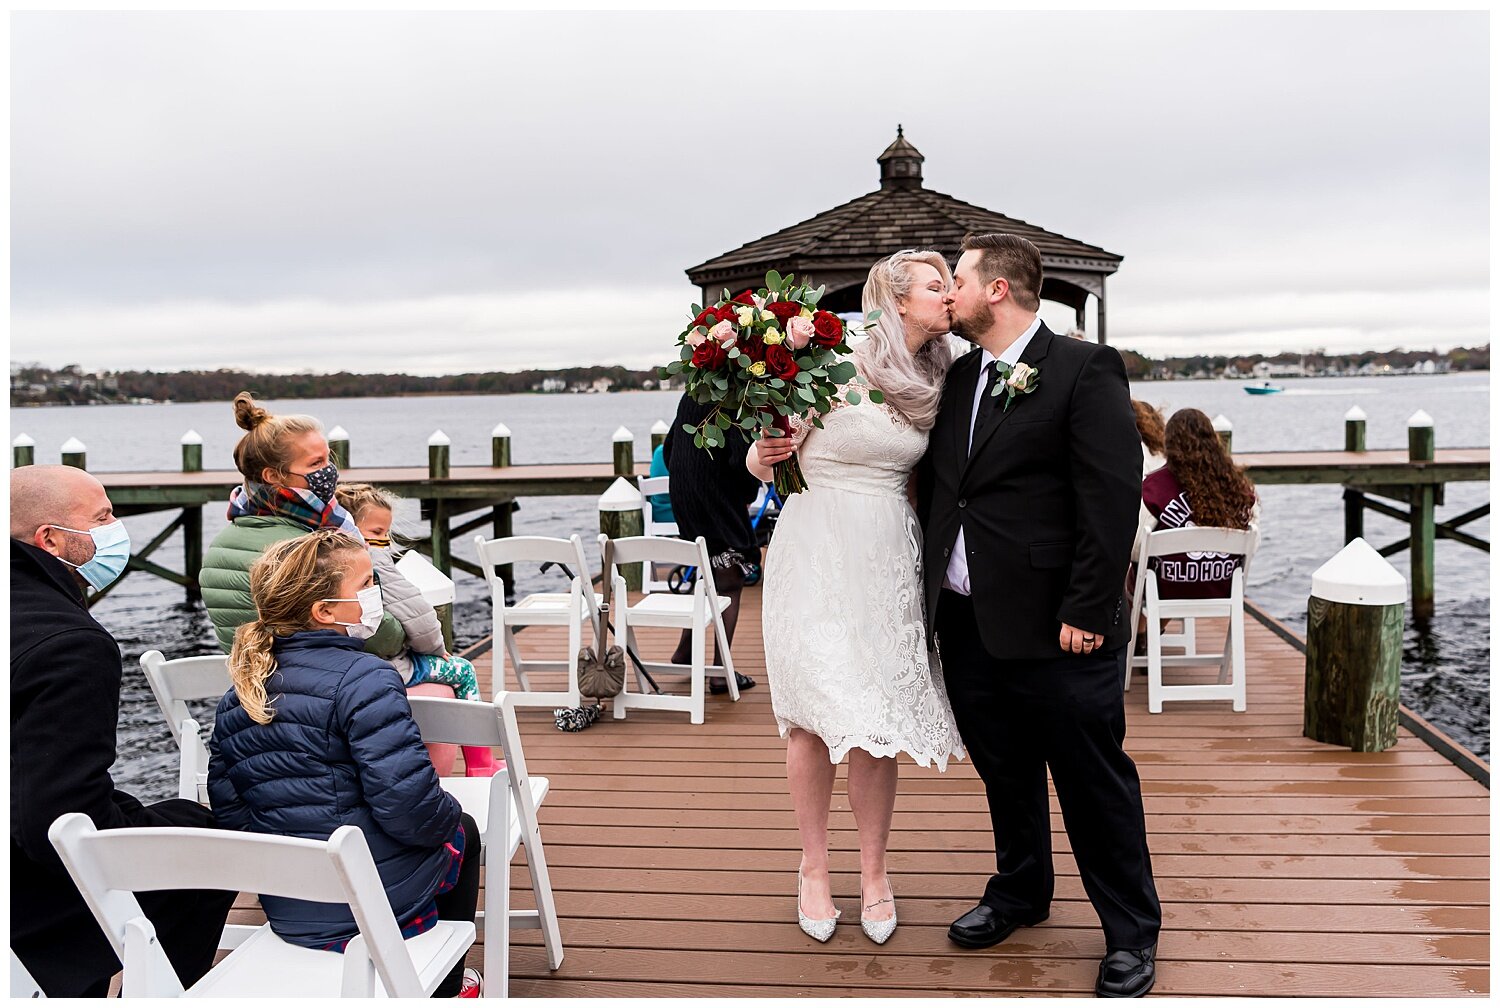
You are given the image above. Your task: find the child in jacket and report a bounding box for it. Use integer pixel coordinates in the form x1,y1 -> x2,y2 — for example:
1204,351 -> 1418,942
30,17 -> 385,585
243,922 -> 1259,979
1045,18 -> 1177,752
336,483 -> 496,778
207,529 -> 481,996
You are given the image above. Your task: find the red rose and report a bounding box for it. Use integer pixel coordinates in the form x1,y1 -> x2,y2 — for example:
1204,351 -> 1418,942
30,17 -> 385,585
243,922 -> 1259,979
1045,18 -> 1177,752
714,303 -> 740,323
766,301 -> 801,324
732,289 -> 757,306
742,336 -> 766,363
765,343 -> 799,380
691,308 -> 718,329
691,341 -> 728,371
811,310 -> 843,347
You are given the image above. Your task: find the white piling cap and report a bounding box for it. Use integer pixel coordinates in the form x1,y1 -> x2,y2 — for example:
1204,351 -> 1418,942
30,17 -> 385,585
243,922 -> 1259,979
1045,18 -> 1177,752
427,430 -> 451,447
61,437 -> 87,453
612,426 -> 633,442
650,419 -> 670,435
180,429 -> 203,445
327,425 -> 349,441
1407,409 -> 1434,428
599,475 -> 644,511
1211,414 -> 1232,432
1311,537 -> 1407,607
12,433 -> 34,448
491,422 -> 511,438
1344,406 -> 1367,422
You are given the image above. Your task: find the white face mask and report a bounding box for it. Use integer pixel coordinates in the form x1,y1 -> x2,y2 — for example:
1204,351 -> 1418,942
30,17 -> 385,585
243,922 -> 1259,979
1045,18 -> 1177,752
320,585 -> 384,640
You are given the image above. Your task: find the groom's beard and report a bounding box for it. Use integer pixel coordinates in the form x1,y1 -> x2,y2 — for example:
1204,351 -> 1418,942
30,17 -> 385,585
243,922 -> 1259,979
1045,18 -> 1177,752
948,305 -> 993,345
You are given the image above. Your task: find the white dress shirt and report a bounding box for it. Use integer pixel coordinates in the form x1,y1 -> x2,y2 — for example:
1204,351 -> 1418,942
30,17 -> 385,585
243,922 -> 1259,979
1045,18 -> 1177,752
943,315 -> 1043,595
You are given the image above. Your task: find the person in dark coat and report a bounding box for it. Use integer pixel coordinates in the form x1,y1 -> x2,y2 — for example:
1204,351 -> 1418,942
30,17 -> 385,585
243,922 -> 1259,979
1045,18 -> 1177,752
10,465 -> 235,998
662,392 -> 760,692
208,529 -> 480,996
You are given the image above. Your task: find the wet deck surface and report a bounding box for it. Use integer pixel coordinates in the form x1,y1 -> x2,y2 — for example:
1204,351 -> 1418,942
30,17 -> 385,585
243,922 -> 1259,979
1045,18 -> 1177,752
230,586 -> 1489,997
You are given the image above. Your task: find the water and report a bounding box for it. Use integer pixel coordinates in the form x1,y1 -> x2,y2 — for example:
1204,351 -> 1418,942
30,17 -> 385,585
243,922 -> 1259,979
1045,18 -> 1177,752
10,374 -> 1489,798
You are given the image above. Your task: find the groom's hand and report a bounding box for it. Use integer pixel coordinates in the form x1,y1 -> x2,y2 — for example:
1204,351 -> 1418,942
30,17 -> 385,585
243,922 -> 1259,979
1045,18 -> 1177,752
1059,623 -> 1102,654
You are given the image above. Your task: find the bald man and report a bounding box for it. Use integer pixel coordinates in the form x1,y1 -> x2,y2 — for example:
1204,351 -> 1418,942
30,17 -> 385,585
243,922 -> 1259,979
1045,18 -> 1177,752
11,466 -> 234,997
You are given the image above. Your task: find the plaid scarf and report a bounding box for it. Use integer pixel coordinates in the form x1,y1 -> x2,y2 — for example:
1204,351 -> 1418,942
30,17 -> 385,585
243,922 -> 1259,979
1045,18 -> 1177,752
227,481 -> 361,537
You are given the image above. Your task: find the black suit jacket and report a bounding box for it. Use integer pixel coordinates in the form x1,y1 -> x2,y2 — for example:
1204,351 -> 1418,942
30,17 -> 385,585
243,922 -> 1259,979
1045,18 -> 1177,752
10,539 -> 220,996
917,323 -> 1143,659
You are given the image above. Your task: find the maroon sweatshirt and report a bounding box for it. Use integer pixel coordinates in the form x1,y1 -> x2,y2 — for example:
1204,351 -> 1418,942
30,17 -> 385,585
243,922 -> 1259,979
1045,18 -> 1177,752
1140,467 -> 1250,600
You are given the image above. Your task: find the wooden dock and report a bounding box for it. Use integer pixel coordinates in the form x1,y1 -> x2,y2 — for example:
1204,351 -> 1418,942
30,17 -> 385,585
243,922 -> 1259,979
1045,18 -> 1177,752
220,586 -> 1490,997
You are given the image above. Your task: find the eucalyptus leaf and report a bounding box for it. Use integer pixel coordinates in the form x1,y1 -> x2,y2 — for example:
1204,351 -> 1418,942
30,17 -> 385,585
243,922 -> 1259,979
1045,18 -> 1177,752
766,269 -> 782,292
846,390 -> 862,405
868,389 -> 886,404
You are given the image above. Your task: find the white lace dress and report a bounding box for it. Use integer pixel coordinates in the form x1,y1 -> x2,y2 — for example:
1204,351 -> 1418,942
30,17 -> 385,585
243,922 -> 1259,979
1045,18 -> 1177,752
762,388 -> 965,769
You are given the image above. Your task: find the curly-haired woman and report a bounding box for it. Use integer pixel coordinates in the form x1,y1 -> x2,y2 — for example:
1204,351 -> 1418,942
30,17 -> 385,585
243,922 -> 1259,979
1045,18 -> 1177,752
1140,407 -> 1260,599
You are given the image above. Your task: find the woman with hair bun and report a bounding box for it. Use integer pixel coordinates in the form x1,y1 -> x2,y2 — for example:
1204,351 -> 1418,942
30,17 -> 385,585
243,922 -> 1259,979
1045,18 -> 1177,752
747,250 -> 966,946
200,392 -> 402,656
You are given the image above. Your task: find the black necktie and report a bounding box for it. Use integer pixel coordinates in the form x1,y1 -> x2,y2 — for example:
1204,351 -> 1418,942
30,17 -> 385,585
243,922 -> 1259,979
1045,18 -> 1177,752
970,360 -> 1005,455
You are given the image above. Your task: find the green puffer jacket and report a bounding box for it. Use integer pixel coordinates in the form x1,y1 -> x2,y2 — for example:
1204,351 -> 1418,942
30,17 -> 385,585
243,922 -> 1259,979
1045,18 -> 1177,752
200,516 -> 404,658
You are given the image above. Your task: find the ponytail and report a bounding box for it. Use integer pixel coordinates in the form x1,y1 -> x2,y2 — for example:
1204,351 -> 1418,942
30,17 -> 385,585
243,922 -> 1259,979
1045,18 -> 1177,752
228,620 -> 280,725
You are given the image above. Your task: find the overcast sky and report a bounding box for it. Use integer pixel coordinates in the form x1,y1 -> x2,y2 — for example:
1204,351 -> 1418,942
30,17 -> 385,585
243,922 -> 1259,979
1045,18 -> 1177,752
10,10 -> 1489,374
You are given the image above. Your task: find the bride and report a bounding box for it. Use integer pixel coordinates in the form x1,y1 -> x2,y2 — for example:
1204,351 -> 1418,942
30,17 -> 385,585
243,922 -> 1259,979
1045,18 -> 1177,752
749,250 -> 964,946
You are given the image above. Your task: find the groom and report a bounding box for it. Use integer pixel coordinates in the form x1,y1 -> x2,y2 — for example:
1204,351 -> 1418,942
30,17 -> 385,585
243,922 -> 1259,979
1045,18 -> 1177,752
916,233 -> 1161,997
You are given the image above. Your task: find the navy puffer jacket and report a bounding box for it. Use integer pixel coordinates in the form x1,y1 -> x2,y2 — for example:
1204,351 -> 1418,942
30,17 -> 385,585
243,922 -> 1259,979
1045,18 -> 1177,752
208,630 -> 462,948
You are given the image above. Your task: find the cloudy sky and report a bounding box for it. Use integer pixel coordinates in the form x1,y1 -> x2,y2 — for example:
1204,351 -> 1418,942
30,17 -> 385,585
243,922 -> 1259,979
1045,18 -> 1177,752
10,10 -> 1489,374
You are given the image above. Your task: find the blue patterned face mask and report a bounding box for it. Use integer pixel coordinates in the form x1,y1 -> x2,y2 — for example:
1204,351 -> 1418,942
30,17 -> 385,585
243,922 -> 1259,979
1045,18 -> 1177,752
49,520 -> 132,591
294,461 -> 339,501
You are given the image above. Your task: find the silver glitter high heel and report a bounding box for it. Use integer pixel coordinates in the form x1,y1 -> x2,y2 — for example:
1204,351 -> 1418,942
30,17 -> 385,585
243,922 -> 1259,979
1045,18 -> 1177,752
861,884 -> 898,945
797,870 -> 839,942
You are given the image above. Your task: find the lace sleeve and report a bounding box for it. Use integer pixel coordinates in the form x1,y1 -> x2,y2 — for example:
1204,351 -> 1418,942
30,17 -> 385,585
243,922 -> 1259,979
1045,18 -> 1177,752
788,382 -> 860,449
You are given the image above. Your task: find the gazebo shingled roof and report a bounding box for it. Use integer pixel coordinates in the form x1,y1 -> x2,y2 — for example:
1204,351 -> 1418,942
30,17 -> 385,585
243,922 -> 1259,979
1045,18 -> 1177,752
686,127 -> 1123,341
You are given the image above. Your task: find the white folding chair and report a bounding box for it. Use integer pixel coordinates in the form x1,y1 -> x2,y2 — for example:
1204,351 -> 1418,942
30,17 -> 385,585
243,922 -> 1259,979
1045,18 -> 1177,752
474,534 -> 600,709
1126,527 -> 1259,713
47,814 -> 474,998
11,950 -> 44,998
408,694 -> 564,997
636,475 -> 681,593
604,534 -> 739,725
139,652 -> 232,804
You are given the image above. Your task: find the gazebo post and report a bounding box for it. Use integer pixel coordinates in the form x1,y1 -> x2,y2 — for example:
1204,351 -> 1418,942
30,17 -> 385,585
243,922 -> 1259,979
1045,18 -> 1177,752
1074,304 -> 1086,334
1097,277 -> 1108,345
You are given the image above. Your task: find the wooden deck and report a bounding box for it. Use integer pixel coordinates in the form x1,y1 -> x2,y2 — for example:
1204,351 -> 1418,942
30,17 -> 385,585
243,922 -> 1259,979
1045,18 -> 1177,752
226,585 -> 1490,997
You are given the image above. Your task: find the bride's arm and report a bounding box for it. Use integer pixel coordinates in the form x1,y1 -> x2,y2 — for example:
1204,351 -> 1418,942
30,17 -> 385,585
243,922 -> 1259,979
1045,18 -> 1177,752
747,427 -> 790,482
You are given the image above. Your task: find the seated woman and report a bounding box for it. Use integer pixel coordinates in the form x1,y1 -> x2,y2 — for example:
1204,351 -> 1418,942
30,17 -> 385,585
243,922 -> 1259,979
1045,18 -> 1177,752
1132,399 -> 1167,476
208,530 -> 481,997
1139,407 -> 1260,600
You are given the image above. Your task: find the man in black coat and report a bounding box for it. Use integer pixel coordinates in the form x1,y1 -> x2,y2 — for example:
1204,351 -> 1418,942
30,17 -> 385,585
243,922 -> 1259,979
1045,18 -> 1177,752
916,235 -> 1161,997
10,464 -> 234,997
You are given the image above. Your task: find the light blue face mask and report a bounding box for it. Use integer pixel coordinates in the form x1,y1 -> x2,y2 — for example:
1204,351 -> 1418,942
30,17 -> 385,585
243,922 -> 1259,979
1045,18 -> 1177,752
50,520 -> 132,591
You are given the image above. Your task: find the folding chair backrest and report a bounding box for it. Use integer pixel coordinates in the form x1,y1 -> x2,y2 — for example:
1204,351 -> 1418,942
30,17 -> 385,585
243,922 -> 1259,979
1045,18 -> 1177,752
139,651 -> 230,747
606,534 -> 710,572
474,534 -> 589,573
1143,526 -> 1257,560
407,694 -> 540,819
636,475 -> 670,498
47,815 -> 421,997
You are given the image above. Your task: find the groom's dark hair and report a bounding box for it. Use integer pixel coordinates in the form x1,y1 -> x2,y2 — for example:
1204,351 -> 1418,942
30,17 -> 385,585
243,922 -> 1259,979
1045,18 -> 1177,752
960,233 -> 1042,311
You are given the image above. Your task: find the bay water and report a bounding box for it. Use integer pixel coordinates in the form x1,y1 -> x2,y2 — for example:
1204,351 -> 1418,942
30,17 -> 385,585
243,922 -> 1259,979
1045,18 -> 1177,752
10,372 -> 1489,798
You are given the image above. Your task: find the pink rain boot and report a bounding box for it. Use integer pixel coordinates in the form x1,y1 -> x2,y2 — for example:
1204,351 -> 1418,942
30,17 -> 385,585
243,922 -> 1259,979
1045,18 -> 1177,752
462,746 -> 502,777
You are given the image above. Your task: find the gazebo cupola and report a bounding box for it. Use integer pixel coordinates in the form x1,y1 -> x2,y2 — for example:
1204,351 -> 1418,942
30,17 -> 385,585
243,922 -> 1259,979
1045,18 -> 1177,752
878,125 -> 924,190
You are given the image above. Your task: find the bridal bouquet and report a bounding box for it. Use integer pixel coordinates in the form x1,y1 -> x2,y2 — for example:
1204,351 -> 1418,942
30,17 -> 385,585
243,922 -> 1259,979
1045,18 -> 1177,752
658,271 -> 882,495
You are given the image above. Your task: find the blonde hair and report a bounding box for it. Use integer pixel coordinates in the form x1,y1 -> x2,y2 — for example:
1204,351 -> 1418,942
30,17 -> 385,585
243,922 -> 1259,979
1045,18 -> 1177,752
855,250 -> 954,431
228,529 -> 367,725
232,391 -> 324,485
334,483 -> 395,524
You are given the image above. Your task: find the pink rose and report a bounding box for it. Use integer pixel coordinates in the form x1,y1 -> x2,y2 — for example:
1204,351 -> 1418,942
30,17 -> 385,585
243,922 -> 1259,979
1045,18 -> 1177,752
709,320 -> 737,346
686,328 -> 708,348
786,315 -> 815,350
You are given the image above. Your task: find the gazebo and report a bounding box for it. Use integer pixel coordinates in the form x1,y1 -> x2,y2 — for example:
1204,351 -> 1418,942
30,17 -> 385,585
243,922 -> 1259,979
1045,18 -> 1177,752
686,127 -> 1123,342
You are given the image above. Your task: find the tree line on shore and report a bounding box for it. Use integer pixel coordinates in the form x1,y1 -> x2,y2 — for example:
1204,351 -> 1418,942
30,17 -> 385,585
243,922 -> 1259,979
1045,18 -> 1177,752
10,345 -> 1490,406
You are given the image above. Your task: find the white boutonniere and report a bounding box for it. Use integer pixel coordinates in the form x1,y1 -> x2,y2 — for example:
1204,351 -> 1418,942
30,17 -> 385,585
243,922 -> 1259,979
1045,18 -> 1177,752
989,361 -> 1041,412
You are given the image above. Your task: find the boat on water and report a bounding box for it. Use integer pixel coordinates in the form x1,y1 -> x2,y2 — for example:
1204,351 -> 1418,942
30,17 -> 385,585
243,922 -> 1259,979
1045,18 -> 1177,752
1244,381 -> 1284,395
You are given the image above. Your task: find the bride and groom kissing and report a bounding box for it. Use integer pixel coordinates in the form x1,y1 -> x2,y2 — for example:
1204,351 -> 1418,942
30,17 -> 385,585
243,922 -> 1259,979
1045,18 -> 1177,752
750,233 -> 1160,997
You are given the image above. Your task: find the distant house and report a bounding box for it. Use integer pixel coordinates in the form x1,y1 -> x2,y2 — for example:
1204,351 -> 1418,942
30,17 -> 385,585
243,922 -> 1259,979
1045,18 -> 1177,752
534,377 -> 567,393
591,377 -> 613,393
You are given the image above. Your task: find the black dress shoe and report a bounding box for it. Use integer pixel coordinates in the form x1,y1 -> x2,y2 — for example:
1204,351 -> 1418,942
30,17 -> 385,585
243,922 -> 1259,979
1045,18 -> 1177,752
946,904 -> 1049,949
1096,945 -> 1156,998
709,672 -> 757,695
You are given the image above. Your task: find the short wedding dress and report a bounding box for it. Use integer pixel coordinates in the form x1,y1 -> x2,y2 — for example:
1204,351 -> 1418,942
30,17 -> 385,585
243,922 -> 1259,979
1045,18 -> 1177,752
762,386 -> 965,768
